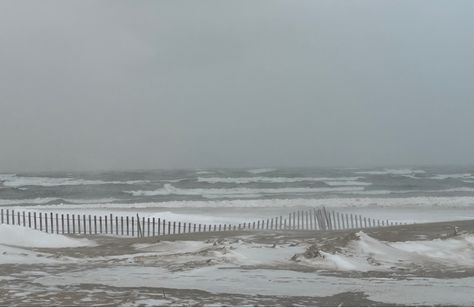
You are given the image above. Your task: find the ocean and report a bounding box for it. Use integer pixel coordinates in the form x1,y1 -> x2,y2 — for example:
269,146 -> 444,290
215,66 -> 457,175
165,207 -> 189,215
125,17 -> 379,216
2,166 -> 474,224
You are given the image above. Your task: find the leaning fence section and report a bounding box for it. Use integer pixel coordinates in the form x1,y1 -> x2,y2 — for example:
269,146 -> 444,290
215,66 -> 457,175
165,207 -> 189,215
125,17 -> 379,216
0,207 -> 401,238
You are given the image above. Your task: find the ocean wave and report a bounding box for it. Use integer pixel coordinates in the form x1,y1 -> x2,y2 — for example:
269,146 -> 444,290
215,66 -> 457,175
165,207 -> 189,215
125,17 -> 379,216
0,174 -> 148,188
125,184 -> 365,198
197,176 -> 365,184
323,180 -> 372,186
0,198 -> 118,206
344,187 -> 474,195
355,168 -> 425,176
247,168 -> 276,174
0,198 -> 59,206
23,196 -> 474,209
194,170 -> 213,175
430,173 -> 474,180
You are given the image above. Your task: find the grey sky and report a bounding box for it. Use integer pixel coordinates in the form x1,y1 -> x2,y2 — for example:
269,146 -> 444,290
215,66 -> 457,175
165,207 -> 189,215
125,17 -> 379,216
1,1 -> 473,172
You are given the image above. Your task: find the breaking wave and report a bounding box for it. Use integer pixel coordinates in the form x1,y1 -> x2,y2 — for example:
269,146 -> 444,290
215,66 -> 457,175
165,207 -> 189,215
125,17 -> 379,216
0,174 -> 148,188
247,168 -> 276,174
355,168 -> 425,176
125,184 -> 365,198
430,173 -> 474,180
197,176 -> 366,184
0,198 -> 118,206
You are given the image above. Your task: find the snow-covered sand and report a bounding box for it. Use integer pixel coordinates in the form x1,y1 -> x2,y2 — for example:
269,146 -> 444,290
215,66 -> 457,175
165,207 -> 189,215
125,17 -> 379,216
0,224 -> 94,248
1,220 -> 474,305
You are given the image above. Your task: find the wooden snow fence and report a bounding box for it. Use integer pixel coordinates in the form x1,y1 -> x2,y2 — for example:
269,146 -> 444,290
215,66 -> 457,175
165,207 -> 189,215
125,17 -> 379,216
0,207 -> 400,238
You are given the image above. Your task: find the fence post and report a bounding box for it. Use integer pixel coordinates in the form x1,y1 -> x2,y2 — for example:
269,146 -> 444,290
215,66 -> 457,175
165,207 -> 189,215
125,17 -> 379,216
104,215 -> 107,234
126,216 -> 129,236
34,212 -> 37,229
136,214 -> 141,237
132,217 -> 135,236
67,214 -> 70,234
134,216 -> 138,236
60,214 -> 64,234
317,209 -> 323,230
146,218 -> 150,236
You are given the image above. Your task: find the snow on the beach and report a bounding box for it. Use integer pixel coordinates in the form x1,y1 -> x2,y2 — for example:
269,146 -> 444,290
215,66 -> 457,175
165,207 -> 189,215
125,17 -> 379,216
36,264 -> 474,306
0,244 -> 57,264
130,238 -> 305,268
2,230 -> 473,305
294,232 -> 474,271
0,224 -> 94,248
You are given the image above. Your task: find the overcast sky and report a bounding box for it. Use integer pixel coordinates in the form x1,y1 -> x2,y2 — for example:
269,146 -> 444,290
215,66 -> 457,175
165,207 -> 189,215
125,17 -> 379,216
1,1 -> 473,172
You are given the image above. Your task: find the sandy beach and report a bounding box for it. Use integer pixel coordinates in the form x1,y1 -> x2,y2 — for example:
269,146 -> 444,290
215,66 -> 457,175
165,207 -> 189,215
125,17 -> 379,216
1,219 -> 474,306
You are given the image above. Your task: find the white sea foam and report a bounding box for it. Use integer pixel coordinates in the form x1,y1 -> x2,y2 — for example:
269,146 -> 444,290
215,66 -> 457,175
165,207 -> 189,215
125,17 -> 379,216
0,174 -> 148,188
22,196 -> 474,212
430,173 -> 474,180
197,176 -> 364,184
194,170 -> 213,175
345,187 -> 474,195
324,180 -> 371,186
125,184 -> 365,197
247,168 -> 276,174
0,198 -> 118,206
355,168 -> 425,176
0,198 -> 59,206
